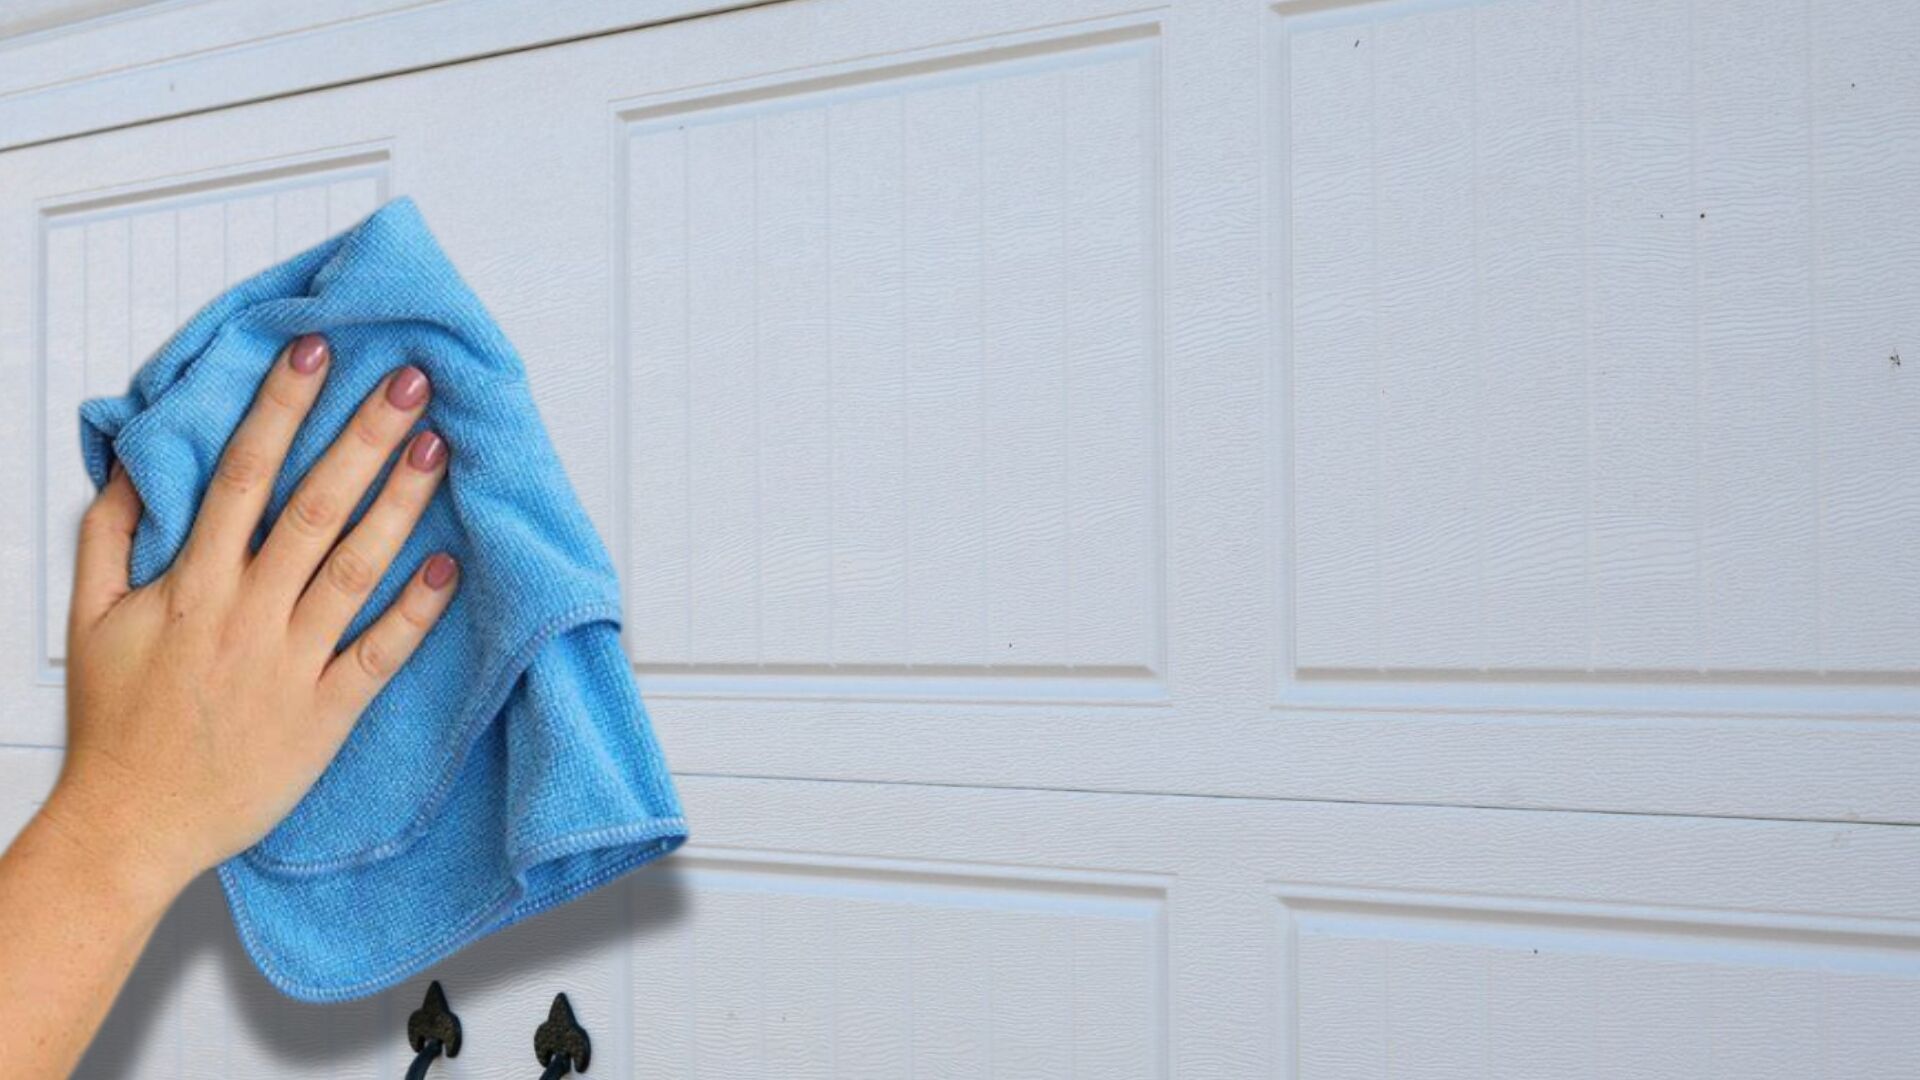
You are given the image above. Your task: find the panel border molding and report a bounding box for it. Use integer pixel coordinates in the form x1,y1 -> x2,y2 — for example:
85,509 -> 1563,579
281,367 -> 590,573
1264,0 -> 1920,721
0,0 -> 776,153
34,143 -> 393,687
611,13 -> 1170,705
1270,880 -> 1920,1080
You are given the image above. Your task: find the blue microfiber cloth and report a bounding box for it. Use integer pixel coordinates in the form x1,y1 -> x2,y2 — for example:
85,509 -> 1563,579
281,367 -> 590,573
76,195 -> 687,1002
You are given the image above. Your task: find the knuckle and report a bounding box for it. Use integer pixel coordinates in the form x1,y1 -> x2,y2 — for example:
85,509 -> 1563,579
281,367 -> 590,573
398,597 -> 436,632
79,502 -> 120,538
284,490 -> 340,538
324,544 -> 380,596
349,412 -> 390,451
352,633 -> 395,681
262,375 -> 305,413
215,444 -> 268,494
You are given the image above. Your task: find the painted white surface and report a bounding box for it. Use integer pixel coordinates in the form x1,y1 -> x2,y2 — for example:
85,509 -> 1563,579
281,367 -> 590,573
0,0 -> 775,151
0,0 -> 165,43
2,754 -> 1917,1077
1,0 -> 1917,1075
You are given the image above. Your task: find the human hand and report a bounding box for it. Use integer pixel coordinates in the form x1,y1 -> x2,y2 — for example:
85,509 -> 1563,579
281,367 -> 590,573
44,334 -> 459,898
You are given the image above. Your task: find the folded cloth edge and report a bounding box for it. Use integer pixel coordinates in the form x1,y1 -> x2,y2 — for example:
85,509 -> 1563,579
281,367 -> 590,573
239,600 -> 626,876
218,813 -> 688,1002
74,195 -> 691,1000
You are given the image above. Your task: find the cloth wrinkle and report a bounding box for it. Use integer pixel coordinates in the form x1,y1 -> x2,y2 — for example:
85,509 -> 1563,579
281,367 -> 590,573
76,196 -> 687,1002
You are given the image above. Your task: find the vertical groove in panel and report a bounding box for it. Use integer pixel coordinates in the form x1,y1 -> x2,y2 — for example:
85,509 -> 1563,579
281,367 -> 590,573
1469,9 -> 1485,670
685,118 -> 761,666
684,142 -> 694,666
900,103 -> 912,670
1373,9 -> 1477,671
1578,0 -> 1593,672
977,80 -> 990,670
1368,23 -> 1383,675
825,109 -> 837,668
755,119 -> 765,667
324,176 -> 382,247
1688,0 -> 1705,674
1805,0 -> 1824,673
273,183 -> 330,259
35,161 -> 390,688
1474,0 -> 1584,669
84,218 -> 130,399
41,225 -> 86,665
981,65 -> 1071,669
826,92 -> 908,668
1811,1 -> 1920,672
753,105 -> 833,668
1062,47 -> 1154,671
620,39 -> 1159,686
121,217 -> 133,384
625,127 -> 693,666
1287,0 -> 1913,680
903,79 -> 987,669
1696,0 -> 1816,671
1059,70 -> 1075,669
1289,22 -> 1379,671
129,209 -> 178,368
1583,0 -> 1694,671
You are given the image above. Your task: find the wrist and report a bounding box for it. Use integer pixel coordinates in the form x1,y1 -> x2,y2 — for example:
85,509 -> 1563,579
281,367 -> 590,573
35,770 -> 199,911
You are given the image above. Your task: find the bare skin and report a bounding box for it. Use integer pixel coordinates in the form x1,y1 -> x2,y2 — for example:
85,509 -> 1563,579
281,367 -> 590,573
0,334 -> 459,1076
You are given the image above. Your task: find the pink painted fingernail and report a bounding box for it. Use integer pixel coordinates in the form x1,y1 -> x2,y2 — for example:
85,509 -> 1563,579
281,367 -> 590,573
423,553 -> 458,590
288,334 -> 329,374
386,365 -> 429,410
407,430 -> 447,472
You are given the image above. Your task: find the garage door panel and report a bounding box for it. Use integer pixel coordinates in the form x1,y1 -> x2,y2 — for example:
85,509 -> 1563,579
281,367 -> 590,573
687,777 -> 1920,1079
5,0 -> 1917,823
1269,0 -> 1920,821
628,853 -> 1166,1079
1281,0 -> 1920,683
1281,0 -> 1920,684
1279,890 -> 1920,1080
617,23 -> 1164,700
11,760 -> 1920,1077
15,151 -> 392,745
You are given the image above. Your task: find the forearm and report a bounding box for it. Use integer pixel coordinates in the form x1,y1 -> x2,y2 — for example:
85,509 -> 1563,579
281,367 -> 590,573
0,778 -> 193,1077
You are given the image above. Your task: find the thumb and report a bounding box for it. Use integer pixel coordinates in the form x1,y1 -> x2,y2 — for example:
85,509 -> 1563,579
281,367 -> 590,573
71,463 -> 142,632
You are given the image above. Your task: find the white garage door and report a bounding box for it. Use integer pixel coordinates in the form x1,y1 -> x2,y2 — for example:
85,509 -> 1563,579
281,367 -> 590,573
2,0 -> 1918,1075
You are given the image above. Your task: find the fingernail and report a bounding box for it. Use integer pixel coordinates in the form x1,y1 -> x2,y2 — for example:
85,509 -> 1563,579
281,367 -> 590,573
386,365 -> 429,410
288,334 -> 329,374
423,553 -> 458,590
407,430 -> 447,472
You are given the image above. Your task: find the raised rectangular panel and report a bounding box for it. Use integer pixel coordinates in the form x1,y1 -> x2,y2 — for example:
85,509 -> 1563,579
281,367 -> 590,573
1274,888 -> 1920,1080
1278,0 -> 1920,707
628,851 -> 1167,1079
37,152 -> 388,681
618,24 -> 1165,702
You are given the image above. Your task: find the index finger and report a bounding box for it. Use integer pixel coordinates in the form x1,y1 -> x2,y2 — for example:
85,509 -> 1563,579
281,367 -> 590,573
180,334 -> 330,570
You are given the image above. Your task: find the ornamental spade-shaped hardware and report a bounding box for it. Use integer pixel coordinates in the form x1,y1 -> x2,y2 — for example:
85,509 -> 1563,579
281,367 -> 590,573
534,991 -> 592,1078
404,980 -> 462,1080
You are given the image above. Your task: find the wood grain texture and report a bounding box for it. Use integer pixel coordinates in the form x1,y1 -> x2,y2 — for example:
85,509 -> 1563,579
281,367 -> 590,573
1,0 -> 1914,826
1283,0 -> 1920,682
35,157 -> 390,686
619,26 -> 1163,700
0,1 -> 777,151
0,2 -> 1914,1074
629,853 -> 1162,1079
1280,890 -> 1920,1080
6,762 -> 1920,1076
